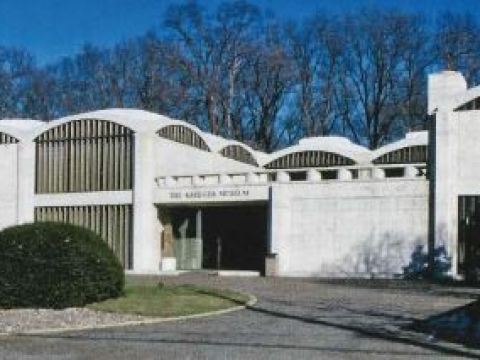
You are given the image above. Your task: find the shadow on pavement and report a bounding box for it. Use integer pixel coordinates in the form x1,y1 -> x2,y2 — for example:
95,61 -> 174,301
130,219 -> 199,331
16,333 -> 440,356
240,306 -> 478,359
240,304 -> 480,358
407,300 -> 480,349
19,301 -> 479,358
308,278 -> 480,299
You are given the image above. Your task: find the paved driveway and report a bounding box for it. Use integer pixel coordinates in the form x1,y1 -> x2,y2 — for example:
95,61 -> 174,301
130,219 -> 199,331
1,275 -> 479,359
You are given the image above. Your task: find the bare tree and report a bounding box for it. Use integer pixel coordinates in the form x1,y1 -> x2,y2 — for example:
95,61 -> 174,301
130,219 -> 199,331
435,11 -> 480,85
215,0 -> 261,140
165,1 -> 223,133
243,23 -> 294,151
396,13 -> 433,132
338,10 -> 420,148
0,47 -> 47,119
285,14 -> 343,138
21,68 -> 56,120
1,2 -> 478,152
131,33 -> 185,114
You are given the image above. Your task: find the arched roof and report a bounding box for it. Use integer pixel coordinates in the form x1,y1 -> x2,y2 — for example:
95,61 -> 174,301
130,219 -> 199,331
29,109 -> 171,140
11,109 -> 262,158
157,124 -> 211,152
156,124 -> 263,161
261,136 -> 370,167
0,109 -> 432,169
0,119 -> 44,142
218,144 -> 259,166
451,86 -> 480,111
370,131 -> 428,163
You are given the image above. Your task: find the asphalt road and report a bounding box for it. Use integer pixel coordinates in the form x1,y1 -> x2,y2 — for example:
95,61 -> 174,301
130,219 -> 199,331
1,275 -> 479,360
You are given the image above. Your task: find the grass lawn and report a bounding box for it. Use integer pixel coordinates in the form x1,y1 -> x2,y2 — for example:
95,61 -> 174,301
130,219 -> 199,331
88,283 -> 250,317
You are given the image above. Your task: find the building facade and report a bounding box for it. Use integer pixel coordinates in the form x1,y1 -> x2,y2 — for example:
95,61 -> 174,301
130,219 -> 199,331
0,70 -> 478,279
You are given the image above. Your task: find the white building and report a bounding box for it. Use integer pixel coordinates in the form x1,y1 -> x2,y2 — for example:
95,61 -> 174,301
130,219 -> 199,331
0,70 -> 478,279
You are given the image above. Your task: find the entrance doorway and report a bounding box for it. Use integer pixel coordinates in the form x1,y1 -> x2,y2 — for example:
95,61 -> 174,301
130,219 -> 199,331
202,205 -> 267,273
458,196 -> 480,282
159,204 -> 268,274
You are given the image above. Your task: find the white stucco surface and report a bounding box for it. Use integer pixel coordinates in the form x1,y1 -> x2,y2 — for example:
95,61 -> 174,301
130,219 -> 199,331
428,70 -> 468,114
427,71 -> 480,278
4,84 -> 478,278
431,109 -> 480,277
370,131 -> 428,162
155,137 -> 258,177
0,144 -> 18,229
34,191 -> 133,207
270,180 -> 429,277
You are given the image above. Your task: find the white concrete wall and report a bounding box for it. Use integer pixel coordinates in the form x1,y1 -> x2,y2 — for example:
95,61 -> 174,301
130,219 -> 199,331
155,137 -> 258,177
432,109 -> 480,277
0,110 -> 438,278
431,110 -> 458,275
457,111 -> 480,194
34,191 -> 133,207
0,144 -> 18,229
428,71 -> 467,114
132,132 -> 162,274
16,141 -> 35,224
271,180 -> 428,277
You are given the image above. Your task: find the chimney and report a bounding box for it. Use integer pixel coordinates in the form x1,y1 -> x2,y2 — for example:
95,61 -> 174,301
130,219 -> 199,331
428,70 -> 467,114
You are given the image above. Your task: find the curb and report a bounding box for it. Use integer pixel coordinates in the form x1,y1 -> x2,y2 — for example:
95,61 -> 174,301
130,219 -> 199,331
0,294 -> 257,337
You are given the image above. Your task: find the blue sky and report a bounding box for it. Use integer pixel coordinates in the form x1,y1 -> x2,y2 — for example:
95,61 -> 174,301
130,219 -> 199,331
0,0 -> 478,65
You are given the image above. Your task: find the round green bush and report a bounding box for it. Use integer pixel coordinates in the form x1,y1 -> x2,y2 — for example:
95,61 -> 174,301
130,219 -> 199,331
0,222 -> 124,309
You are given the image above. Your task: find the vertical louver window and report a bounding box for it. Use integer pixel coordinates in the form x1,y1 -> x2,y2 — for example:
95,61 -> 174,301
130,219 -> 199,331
220,145 -> 258,166
35,205 -> 133,269
372,146 -> 427,165
0,132 -> 19,144
35,119 -> 134,193
157,125 -> 210,151
264,151 -> 355,169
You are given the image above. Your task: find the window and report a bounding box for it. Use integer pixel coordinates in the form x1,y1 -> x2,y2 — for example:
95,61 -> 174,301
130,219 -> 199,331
220,145 -> 258,166
321,170 -> 338,180
384,168 -> 405,178
455,97 -> 480,111
35,205 -> 133,269
373,146 -> 427,165
0,131 -> 18,144
157,125 -> 210,151
289,171 -> 307,181
264,151 -> 355,169
35,119 -> 134,193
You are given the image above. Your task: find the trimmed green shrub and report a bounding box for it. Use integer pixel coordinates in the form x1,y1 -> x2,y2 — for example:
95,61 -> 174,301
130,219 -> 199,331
0,222 -> 124,309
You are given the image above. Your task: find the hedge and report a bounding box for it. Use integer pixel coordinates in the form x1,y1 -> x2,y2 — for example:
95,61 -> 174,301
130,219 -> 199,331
0,222 -> 124,309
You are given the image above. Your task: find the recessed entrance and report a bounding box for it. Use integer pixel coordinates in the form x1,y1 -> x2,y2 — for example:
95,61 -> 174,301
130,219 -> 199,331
201,205 -> 267,273
458,196 -> 480,282
159,204 -> 268,274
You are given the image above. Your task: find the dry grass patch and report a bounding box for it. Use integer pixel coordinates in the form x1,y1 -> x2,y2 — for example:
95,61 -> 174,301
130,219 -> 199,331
88,284 -> 249,317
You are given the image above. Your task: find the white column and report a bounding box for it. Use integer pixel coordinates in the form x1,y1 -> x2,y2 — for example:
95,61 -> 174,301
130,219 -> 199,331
219,173 -> 232,184
372,168 -> 385,179
338,168 -> 352,181
132,132 -> 161,274
405,166 -> 418,178
428,71 -> 467,115
17,141 -> 35,224
247,172 -> 259,184
192,175 -> 203,186
269,185 -> 291,275
433,111 -> 459,277
277,171 -> 290,183
165,176 -> 176,187
307,169 -> 321,182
